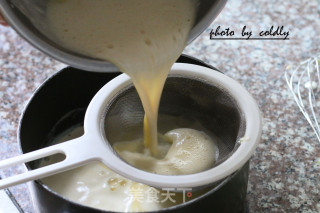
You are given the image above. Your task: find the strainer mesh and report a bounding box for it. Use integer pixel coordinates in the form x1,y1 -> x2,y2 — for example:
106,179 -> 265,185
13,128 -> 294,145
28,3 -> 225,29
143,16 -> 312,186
104,75 -> 246,170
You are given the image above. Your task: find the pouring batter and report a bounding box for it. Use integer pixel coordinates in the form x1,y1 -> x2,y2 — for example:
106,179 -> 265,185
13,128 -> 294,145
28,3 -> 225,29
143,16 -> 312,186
44,0 -> 218,211
47,0 -> 197,156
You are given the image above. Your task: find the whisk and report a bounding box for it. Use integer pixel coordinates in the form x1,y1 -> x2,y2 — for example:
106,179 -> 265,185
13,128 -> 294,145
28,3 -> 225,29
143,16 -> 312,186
285,55 -> 320,166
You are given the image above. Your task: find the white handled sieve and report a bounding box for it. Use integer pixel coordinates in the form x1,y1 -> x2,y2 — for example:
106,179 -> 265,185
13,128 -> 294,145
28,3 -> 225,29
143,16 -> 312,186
0,63 -> 262,190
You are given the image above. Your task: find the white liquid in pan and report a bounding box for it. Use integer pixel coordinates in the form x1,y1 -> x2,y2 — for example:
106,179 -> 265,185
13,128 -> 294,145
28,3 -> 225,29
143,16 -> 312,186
40,123 -> 217,212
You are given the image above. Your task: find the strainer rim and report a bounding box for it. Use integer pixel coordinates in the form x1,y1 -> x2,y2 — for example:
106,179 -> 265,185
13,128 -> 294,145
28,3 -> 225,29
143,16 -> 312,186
83,63 -> 262,189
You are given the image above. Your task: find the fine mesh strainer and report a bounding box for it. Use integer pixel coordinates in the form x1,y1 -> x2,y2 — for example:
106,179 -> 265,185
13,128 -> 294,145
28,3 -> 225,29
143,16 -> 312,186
0,63 -> 261,190
101,63 -> 262,189
105,76 -> 243,167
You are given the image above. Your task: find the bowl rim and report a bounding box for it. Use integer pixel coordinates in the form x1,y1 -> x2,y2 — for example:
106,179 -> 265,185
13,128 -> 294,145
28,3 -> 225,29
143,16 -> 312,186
0,0 -> 227,72
16,61 -> 256,212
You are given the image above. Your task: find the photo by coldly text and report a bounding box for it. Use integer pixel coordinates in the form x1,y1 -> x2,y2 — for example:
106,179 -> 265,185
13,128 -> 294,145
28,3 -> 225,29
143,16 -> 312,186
210,25 -> 290,40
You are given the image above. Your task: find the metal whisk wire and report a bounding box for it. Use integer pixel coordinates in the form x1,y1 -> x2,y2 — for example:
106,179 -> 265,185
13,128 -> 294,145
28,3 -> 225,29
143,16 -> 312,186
285,56 -> 320,143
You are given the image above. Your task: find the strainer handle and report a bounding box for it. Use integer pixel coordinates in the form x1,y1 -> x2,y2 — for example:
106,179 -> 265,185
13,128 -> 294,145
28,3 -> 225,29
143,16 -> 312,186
0,136 -> 94,189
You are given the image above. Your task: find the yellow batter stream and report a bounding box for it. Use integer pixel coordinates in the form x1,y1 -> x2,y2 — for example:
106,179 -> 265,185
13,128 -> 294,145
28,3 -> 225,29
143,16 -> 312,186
41,0 -> 218,211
